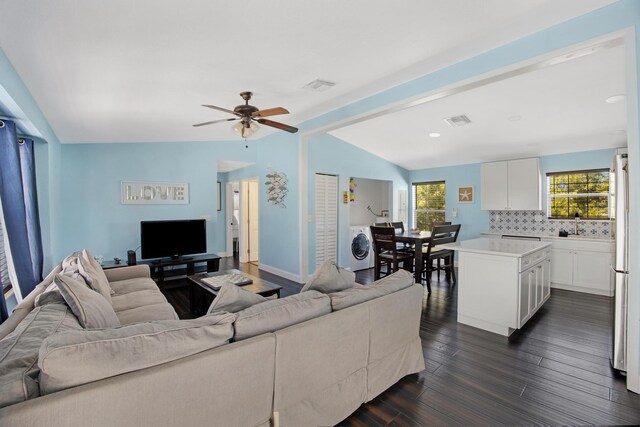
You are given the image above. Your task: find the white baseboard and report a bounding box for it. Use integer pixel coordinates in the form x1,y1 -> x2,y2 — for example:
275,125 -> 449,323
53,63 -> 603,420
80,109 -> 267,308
217,251 -> 232,258
551,283 -> 613,297
259,263 -> 303,284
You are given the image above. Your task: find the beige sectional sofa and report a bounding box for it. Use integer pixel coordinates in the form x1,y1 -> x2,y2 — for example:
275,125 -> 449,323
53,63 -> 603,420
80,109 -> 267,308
0,255 -> 425,427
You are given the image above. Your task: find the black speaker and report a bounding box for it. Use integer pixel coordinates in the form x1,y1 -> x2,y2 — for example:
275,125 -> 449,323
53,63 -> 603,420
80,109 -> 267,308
127,250 -> 137,266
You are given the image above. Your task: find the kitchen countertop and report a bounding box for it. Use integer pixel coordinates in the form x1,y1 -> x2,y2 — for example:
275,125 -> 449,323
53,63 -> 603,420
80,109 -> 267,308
441,237 -> 551,258
481,231 -> 614,243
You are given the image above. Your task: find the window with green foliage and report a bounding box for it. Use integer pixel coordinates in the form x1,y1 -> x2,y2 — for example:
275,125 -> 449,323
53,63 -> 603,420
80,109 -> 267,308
547,169 -> 610,219
413,181 -> 446,230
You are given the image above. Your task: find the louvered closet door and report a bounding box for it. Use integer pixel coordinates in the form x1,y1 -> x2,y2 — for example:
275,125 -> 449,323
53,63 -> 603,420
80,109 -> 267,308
315,174 -> 338,270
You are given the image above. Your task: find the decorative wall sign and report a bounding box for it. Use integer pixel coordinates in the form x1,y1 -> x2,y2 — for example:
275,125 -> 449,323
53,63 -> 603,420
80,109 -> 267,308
265,171 -> 288,207
121,181 -> 189,204
457,186 -> 474,204
349,178 -> 356,202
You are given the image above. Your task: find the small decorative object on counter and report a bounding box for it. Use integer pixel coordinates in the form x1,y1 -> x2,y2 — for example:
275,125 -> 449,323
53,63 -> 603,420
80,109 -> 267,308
559,229 -> 568,237
113,257 -> 121,264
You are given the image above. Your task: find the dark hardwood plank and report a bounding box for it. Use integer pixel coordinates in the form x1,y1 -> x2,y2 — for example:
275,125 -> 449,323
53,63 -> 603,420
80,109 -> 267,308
162,258 -> 640,425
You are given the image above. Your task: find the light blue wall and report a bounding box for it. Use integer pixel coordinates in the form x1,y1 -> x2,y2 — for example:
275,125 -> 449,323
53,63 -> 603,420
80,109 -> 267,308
408,148 -> 617,241
307,134 -> 409,270
225,133 -> 300,274
56,133 -> 300,275
409,163 -> 486,242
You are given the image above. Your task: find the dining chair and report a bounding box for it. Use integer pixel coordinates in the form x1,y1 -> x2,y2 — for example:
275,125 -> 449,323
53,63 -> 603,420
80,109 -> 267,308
431,221 -> 452,277
370,225 -> 414,280
389,221 -> 412,252
418,224 -> 461,290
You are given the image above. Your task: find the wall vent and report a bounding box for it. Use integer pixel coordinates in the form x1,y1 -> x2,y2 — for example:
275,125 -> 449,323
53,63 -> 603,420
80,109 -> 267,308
303,79 -> 336,92
444,114 -> 472,127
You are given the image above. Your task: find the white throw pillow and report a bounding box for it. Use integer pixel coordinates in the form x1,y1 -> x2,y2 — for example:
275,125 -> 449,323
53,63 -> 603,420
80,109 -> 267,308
300,260 -> 356,294
207,283 -> 267,314
79,249 -> 114,303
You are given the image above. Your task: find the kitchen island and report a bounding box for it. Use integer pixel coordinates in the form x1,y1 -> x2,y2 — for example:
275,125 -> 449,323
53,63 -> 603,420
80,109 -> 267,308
441,237 -> 551,336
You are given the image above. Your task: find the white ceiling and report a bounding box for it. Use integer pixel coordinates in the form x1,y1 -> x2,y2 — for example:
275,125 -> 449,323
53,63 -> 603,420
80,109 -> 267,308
0,0 -> 616,145
330,43 -> 627,170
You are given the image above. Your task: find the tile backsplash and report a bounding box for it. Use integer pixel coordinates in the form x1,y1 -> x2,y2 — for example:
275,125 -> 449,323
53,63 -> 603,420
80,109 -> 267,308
488,210 -> 612,238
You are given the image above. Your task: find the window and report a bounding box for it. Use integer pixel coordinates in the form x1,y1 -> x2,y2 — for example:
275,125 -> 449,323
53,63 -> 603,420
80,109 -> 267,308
413,181 -> 446,230
547,169 -> 610,219
0,215 -> 11,293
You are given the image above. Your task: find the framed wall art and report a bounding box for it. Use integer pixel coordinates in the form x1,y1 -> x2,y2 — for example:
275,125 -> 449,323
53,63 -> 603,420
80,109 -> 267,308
458,186 -> 474,204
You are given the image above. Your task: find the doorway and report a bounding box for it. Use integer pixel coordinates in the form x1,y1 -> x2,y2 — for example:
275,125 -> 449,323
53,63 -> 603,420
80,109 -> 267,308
240,178 -> 259,265
225,182 -> 240,257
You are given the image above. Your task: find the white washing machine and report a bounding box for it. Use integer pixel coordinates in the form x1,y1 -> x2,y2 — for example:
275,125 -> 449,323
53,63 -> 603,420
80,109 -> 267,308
350,225 -> 374,271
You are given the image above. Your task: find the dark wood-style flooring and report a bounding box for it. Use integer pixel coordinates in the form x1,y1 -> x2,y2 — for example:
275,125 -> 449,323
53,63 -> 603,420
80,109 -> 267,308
161,257 -> 640,426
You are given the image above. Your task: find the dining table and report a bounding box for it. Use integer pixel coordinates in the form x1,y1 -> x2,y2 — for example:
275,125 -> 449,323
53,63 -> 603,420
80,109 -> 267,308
395,230 -> 432,285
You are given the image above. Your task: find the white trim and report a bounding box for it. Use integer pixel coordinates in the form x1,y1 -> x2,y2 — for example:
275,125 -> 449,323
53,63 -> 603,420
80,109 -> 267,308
550,283 -> 613,297
0,197 -> 21,302
259,262 -> 303,284
623,26 -> 639,394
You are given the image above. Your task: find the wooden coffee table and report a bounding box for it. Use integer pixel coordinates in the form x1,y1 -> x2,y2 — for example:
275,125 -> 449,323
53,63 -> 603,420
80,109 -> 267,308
187,269 -> 283,316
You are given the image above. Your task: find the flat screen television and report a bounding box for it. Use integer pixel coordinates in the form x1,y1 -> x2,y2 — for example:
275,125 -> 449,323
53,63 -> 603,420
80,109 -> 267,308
140,219 -> 207,260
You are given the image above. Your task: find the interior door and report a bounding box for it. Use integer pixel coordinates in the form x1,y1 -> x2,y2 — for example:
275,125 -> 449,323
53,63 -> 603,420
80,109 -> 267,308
248,180 -> 259,263
315,174 -> 338,270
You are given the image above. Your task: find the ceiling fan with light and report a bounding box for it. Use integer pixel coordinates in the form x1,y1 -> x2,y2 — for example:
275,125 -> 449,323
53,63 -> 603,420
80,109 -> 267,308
193,91 -> 298,138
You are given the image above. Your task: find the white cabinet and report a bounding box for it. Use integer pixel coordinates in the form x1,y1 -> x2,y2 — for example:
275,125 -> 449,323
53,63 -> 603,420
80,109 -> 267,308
481,158 -> 541,211
453,239 -> 551,336
543,238 -> 614,296
518,254 -> 550,328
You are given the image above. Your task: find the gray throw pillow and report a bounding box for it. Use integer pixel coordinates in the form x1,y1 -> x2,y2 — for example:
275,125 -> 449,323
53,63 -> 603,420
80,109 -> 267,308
79,249 -> 114,302
54,274 -> 121,329
207,283 -> 267,314
34,282 -> 66,307
38,312 -> 236,395
300,260 -> 356,294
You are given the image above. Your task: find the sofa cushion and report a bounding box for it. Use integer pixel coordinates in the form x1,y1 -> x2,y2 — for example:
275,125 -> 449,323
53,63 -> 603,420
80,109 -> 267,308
234,291 -> 331,341
0,304 -> 81,408
111,290 -> 168,313
79,249 -> 114,303
0,265 -> 63,342
38,312 -> 236,395
207,283 -> 267,314
109,277 -> 159,296
54,275 -> 121,329
115,303 -> 179,325
300,260 -> 356,294
329,269 -> 414,311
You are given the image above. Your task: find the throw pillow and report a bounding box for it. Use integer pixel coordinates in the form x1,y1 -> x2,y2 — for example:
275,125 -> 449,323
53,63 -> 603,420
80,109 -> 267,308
61,251 -> 92,284
300,260 -> 356,294
79,249 -> 114,303
38,312 -> 236,395
207,283 -> 267,314
54,274 -> 121,329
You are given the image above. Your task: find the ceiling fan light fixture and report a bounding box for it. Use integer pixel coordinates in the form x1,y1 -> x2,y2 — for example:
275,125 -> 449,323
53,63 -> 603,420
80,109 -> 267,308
233,121 -> 259,138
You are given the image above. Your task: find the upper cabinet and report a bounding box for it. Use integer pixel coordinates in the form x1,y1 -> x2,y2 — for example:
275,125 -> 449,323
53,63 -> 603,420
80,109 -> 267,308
481,158 -> 541,210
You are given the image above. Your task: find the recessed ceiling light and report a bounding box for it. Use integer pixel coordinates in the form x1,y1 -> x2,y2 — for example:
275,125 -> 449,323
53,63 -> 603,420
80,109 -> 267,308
508,115 -> 522,122
605,94 -> 626,104
428,132 -> 441,138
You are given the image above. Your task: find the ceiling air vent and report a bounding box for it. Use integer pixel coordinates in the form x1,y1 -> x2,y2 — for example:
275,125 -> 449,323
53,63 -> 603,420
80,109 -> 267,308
303,79 -> 336,92
444,114 -> 472,127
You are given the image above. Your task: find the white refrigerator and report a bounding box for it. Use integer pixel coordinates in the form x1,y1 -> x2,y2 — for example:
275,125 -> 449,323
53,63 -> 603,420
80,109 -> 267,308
612,153 -> 629,371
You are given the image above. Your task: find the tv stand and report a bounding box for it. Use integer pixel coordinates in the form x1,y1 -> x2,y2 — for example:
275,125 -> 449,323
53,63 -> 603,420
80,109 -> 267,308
142,254 -> 220,285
